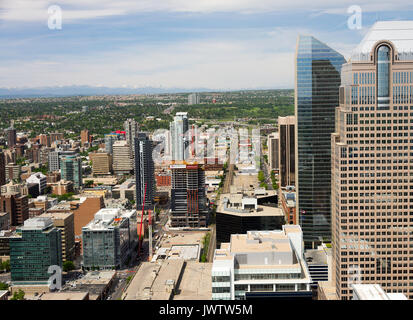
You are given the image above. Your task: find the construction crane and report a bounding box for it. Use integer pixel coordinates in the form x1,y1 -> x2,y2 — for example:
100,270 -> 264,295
137,183 -> 147,258
148,205 -> 153,261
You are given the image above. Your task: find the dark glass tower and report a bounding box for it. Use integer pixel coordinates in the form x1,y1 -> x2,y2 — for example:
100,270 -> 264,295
295,35 -> 346,248
134,133 -> 155,209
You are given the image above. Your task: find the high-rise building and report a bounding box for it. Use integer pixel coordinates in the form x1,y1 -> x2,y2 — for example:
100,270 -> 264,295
60,155 -> 82,189
278,116 -> 296,187
0,150 -> 5,186
49,132 -> 64,144
82,208 -> 137,270
48,150 -> 76,172
170,112 -> 189,161
112,141 -> 133,175
0,192 -> 29,226
104,133 -> 121,155
89,152 -> 112,175
331,21 -> 413,300
124,119 -> 139,156
170,164 -> 208,228
295,35 -> 346,248
5,163 -> 20,181
80,130 -> 91,146
5,127 -> 16,148
134,133 -> 155,208
188,93 -> 200,105
267,132 -> 279,171
40,212 -> 75,262
38,134 -> 51,148
10,217 -> 62,285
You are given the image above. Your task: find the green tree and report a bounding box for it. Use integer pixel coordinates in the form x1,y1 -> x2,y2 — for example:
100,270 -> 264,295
0,282 -> 8,290
84,180 -> 94,188
63,260 -> 75,272
258,170 -> 265,183
1,260 -> 10,272
10,289 -> 25,300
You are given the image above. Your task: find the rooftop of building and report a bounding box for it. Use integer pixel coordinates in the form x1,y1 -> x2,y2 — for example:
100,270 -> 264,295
173,262 -> 212,300
20,217 -> 54,230
152,244 -> 200,262
352,284 -> 408,300
40,211 -> 73,221
124,260 -> 184,300
34,291 -> 89,300
213,226 -> 306,270
351,20 -> 413,62
304,246 -> 331,266
218,192 -> 282,217
82,208 -> 136,231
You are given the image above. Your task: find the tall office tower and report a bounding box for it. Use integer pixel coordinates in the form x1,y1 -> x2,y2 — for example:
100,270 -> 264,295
124,119 -> 139,156
10,217 -> 62,285
60,155 -> 82,190
295,35 -> 346,248
104,133 -> 120,155
0,150 -> 5,186
0,192 -> 29,226
267,132 -> 279,171
112,141 -> 133,175
80,129 -> 91,146
134,133 -> 155,208
331,21 -> 413,300
6,127 -> 17,148
170,112 -> 189,161
170,164 -> 207,228
278,116 -> 296,187
188,92 -> 200,105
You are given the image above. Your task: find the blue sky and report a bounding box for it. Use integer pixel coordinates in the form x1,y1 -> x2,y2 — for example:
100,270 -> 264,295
1,0 -> 413,90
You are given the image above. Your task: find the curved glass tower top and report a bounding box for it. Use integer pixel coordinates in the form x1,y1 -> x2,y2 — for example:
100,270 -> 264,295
377,45 -> 391,109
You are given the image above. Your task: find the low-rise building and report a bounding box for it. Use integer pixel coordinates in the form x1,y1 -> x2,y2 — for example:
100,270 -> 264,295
212,225 -> 312,300
216,192 -> 284,246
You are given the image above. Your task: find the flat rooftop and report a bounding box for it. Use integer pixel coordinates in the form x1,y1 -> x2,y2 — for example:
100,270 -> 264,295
173,262 -> 212,300
124,260 -> 184,300
160,231 -> 206,248
304,247 -> 331,266
37,292 -> 89,300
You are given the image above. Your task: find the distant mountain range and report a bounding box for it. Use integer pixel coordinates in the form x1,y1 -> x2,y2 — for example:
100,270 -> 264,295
0,85 -> 283,99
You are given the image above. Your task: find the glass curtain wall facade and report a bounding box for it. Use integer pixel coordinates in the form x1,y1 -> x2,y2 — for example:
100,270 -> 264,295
295,35 -> 346,248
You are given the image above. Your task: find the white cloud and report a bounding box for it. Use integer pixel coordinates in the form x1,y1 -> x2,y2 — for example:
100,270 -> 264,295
1,0 -> 412,22
0,37 -> 294,89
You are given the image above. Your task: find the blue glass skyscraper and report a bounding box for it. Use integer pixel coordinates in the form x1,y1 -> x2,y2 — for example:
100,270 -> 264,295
295,35 -> 346,248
